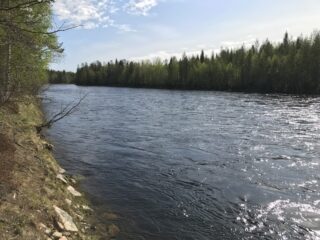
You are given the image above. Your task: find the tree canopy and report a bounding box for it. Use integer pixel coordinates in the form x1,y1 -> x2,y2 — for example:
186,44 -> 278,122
51,31 -> 320,95
0,0 -> 61,103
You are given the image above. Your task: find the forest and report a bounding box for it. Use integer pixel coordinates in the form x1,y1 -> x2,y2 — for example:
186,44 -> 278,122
51,31 -> 320,94
48,70 -> 75,84
0,0 -> 61,104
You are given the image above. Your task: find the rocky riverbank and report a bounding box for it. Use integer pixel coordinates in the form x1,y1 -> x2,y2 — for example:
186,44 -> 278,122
0,98 -> 118,240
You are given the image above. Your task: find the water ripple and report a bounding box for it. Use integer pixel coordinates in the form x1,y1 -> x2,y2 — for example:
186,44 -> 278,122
43,85 -> 320,240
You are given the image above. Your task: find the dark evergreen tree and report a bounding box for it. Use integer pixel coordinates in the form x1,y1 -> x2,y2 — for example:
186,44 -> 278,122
51,31 -> 320,95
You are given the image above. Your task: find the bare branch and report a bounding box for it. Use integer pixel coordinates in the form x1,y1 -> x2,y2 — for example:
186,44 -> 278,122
37,93 -> 88,132
14,25 -> 79,35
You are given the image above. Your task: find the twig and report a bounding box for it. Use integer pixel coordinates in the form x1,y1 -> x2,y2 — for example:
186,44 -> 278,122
37,93 -> 88,132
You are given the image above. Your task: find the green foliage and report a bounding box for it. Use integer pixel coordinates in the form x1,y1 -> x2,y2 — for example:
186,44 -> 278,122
48,70 -> 75,84
73,31 -> 320,94
0,0 -> 61,103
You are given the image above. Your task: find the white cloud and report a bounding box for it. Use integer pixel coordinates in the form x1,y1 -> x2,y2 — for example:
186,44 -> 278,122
125,0 -> 159,16
114,24 -> 136,33
130,48 -> 217,62
53,0 -> 135,31
53,0 -> 110,28
220,37 -> 257,49
53,0 -> 162,31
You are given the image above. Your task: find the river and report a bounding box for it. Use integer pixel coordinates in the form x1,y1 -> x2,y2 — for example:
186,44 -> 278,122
43,84 -> 320,240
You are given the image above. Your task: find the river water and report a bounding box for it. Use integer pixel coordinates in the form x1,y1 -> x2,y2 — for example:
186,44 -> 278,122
43,84 -> 320,240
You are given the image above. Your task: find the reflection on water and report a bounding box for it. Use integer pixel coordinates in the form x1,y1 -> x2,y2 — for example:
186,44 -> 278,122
43,85 -> 320,240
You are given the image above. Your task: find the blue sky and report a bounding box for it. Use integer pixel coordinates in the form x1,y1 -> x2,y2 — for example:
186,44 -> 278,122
51,0 -> 320,71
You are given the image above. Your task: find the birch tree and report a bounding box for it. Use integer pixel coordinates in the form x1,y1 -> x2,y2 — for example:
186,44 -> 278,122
0,0 -> 62,103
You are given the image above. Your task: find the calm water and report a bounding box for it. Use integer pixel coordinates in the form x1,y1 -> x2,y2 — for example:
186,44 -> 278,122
43,84 -> 320,240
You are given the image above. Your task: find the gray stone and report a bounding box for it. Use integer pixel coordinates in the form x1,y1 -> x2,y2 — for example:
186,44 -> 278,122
43,140 -> 54,150
45,228 -> 52,235
53,205 -> 78,232
67,186 -> 82,197
52,231 -> 63,238
56,221 -> 64,231
65,198 -> 72,206
82,205 -> 93,211
57,174 -> 68,184
38,223 -> 47,230
74,213 -> 84,221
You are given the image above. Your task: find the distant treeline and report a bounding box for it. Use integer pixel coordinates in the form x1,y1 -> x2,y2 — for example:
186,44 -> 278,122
50,31 -> 320,94
48,70 -> 75,84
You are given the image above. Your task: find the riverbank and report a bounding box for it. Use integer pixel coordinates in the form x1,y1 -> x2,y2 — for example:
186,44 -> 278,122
0,98 -> 118,240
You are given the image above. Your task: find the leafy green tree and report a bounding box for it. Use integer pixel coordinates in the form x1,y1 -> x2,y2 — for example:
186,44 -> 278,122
0,0 -> 62,103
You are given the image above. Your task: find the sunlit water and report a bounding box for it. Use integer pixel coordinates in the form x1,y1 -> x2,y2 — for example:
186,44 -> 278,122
43,84 -> 320,240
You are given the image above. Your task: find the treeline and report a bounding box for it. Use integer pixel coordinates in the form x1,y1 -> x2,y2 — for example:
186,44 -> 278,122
48,70 -> 75,84
53,31 -> 320,94
0,0 -> 61,104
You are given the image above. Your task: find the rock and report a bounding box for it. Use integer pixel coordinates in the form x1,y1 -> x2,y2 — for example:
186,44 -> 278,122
82,205 -> 93,211
53,205 -> 78,232
104,213 -> 119,220
57,174 -> 68,184
59,237 -> 68,240
39,223 -> 51,236
108,224 -> 120,238
43,141 -> 54,150
65,199 -> 72,206
55,221 -> 64,231
59,167 -> 66,174
38,223 -> 47,230
52,231 -> 63,238
67,186 -> 82,197
74,213 -> 84,221
45,228 -> 52,235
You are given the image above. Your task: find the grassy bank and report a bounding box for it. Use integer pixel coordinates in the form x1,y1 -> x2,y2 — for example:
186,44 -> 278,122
0,98 -> 118,240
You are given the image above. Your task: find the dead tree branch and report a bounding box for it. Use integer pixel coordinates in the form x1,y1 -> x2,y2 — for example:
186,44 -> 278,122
37,93 -> 88,132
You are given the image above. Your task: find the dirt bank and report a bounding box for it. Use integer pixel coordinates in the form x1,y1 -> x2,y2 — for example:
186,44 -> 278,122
0,98 -> 116,240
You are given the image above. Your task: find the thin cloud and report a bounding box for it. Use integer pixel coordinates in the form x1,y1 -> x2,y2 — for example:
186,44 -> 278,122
114,24 -> 137,33
125,0 -> 159,16
53,0 -> 111,28
221,37 -> 257,49
53,0 -> 135,31
130,48 -> 217,62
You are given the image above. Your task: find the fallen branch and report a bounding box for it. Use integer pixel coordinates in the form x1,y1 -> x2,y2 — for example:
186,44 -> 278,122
37,93 -> 87,132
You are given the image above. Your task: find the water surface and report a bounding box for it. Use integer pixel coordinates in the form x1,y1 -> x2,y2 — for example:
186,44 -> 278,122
44,84 -> 320,240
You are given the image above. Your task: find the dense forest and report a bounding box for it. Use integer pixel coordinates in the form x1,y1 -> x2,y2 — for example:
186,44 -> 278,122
0,0 -> 61,104
48,70 -> 75,84
51,31 -> 320,94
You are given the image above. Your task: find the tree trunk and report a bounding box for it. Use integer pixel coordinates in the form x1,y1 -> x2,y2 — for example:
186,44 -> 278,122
0,0 -> 12,103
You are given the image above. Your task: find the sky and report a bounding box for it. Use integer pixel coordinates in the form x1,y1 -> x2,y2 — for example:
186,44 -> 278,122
51,0 -> 320,71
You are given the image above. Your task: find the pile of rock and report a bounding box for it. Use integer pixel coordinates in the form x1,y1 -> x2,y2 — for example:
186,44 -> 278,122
40,167 -> 84,240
